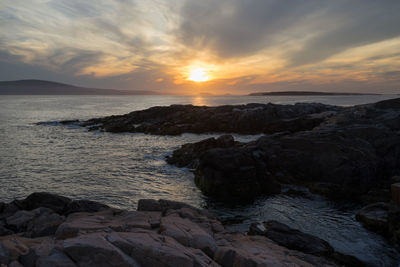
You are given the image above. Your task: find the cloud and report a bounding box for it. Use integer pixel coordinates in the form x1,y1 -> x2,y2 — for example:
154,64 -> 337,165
0,0 -> 399,93
177,0 -> 400,65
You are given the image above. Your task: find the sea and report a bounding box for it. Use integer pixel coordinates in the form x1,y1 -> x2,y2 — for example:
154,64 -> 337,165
0,94 -> 399,266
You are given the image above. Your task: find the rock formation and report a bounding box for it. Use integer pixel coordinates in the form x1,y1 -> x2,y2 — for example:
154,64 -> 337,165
77,102 -> 341,135
0,193 -> 363,266
168,98 -> 400,203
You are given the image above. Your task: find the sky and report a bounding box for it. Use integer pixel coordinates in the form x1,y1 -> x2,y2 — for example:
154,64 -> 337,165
0,0 -> 400,95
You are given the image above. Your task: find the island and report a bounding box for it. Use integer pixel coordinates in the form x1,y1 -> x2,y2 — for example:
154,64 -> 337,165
248,91 -> 380,96
0,80 -> 163,95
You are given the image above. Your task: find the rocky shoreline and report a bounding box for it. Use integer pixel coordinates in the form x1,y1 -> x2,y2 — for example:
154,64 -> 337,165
164,98 -> 400,204
0,192 -> 365,267
36,97 -> 400,263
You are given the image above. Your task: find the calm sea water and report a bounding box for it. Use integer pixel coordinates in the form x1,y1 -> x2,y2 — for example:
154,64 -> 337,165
0,94 -> 399,265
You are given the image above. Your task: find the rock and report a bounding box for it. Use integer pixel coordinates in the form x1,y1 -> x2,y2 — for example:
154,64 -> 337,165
388,205 -> 400,244
55,209 -> 159,240
107,231 -> 218,267
5,208 -> 64,237
6,210 -> 36,232
26,211 -> 65,238
21,192 -> 71,214
0,202 -> 5,214
63,233 -> 140,267
36,249 -> 77,267
355,202 -> 389,235
391,183 -> 400,206
63,233 -> 139,267
8,260 -> 24,267
0,222 -> 13,236
0,201 -> 23,219
137,199 -> 162,212
0,236 -> 31,265
214,232 -> 338,267
63,200 -> 109,215
82,102 -> 341,135
163,98 -> 400,202
0,194 -> 372,266
160,214 -> 217,257
195,147 -> 281,199
248,221 -> 334,256
166,135 -> 237,168
137,199 -> 214,219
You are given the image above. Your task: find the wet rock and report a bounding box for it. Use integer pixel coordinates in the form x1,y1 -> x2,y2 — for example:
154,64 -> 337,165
82,102 -> 341,135
167,135 -> 237,168
137,199 -> 162,212
63,199 -> 109,215
165,98 -> 400,202
355,202 -> 389,235
195,147 -> 281,199
21,192 -> 71,214
388,205 -> 400,243
138,199 -> 214,219
391,182 -> 400,206
248,221 -> 334,256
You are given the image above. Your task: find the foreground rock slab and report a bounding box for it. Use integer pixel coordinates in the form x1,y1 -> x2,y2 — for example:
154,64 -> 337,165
0,192 -> 362,266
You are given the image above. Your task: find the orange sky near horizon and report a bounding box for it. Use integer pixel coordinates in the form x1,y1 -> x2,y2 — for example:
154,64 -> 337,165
0,0 -> 399,95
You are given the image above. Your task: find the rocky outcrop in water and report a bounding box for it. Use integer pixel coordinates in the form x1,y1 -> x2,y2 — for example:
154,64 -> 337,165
78,102 -> 341,135
0,192 -> 363,266
355,200 -> 400,244
168,98 -> 400,202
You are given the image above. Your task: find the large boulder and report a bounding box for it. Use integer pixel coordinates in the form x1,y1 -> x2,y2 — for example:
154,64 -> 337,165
195,147 -> 281,199
21,192 -> 71,214
166,135 -> 236,168
63,199 -> 109,215
5,208 -> 65,237
355,202 -> 389,235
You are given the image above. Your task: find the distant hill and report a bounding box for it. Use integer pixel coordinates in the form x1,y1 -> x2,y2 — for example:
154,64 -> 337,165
0,80 -> 163,95
249,91 -> 380,96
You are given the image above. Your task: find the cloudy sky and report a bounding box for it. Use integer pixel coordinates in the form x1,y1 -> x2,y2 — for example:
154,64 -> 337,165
1,0 -> 399,94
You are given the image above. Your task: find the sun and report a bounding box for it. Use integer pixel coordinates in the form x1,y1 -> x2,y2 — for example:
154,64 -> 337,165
188,67 -> 210,82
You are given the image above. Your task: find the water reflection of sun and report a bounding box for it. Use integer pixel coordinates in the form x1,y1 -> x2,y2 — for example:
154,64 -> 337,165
192,96 -> 208,106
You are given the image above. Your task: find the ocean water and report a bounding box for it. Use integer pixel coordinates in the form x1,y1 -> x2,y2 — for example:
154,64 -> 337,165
0,94 -> 399,265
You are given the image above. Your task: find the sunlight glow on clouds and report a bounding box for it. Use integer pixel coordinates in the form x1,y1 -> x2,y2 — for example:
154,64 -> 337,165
0,0 -> 399,94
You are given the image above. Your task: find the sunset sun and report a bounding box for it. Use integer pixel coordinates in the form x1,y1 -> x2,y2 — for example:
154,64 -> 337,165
188,67 -> 210,82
